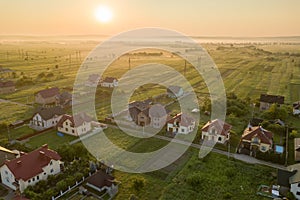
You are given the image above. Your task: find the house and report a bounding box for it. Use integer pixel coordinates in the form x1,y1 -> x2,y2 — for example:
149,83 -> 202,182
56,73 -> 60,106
238,126 -> 273,156
86,74 -> 101,87
293,102 -> 300,116
276,169 -> 296,197
149,104 -> 169,129
285,164 -> 300,199
0,81 -> 15,94
259,94 -> 284,111
129,99 -> 152,126
57,113 -> 92,136
0,144 -> 62,193
56,91 -> 72,108
30,106 -> 65,130
201,119 -> 232,144
167,113 -> 195,135
295,138 -> 300,162
100,77 -> 118,88
166,86 -> 184,98
35,87 -> 60,105
86,170 -> 118,197
0,146 -> 18,167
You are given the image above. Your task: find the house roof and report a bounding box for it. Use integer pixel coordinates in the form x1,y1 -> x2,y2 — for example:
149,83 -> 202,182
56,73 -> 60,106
0,81 -> 14,87
103,77 -> 117,83
168,113 -> 195,127
288,164 -> 300,184
34,106 -> 65,120
57,113 -> 92,128
201,119 -> 232,136
36,87 -> 59,98
277,169 -> 296,187
4,144 -> 61,181
149,104 -> 167,118
88,74 -> 100,82
294,102 -> 300,109
167,85 -> 182,94
259,94 -> 284,104
86,170 -> 115,189
241,126 -> 273,145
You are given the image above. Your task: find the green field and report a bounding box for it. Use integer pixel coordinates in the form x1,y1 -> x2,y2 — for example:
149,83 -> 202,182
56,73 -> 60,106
0,40 -> 299,199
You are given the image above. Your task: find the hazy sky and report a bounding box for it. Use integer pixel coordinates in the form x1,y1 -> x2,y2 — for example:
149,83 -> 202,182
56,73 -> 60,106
1,0 -> 300,36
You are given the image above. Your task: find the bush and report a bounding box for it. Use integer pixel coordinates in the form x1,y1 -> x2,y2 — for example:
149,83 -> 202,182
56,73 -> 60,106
131,177 -> 146,192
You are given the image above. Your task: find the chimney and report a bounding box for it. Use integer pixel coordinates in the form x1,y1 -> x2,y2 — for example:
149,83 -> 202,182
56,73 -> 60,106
248,127 -> 252,131
17,160 -> 21,165
42,144 -> 48,149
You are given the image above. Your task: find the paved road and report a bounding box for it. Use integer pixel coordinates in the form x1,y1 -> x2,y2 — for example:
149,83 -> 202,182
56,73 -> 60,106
107,124 -> 287,170
0,98 -> 33,108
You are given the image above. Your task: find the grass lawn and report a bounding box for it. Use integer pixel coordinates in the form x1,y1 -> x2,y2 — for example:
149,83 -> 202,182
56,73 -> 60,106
9,125 -> 35,140
26,129 -> 76,150
0,184 -> 8,197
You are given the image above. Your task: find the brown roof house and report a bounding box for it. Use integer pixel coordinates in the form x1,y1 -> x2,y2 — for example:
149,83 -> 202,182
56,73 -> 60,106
86,74 -> 101,87
129,99 -> 152,126
0,144 -> 62,193
238,126 -> 273,156
30,106 -> 65,130
100,77 -> 118,88
167,113 -> 195,135
166,86 -> 184,98
57,113 -> 92,136
149,104 -> 169,129
0,146 -> 18,167
35,87 -> 60,105
86,170 -> 118,197
56,91 -> 72,108
201,119 -> 232,144
0,81 -> 15,94
259,94 -> 284,111
293,101 -> 300,116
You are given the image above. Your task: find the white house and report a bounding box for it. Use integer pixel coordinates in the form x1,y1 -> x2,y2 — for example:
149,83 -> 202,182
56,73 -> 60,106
100,77 -> 118,88
0,144 -> 62,193
30,106 -> 65,130
201,119 -> 232,144
149,104 -> 168,129
167,113 -> 195,135
166,86 -> 184,98
293,102 -> 300,116
57,113 -> 92,136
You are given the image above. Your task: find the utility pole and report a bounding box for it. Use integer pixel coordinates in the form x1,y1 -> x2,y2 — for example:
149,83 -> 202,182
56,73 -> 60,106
285,125 -> 289,166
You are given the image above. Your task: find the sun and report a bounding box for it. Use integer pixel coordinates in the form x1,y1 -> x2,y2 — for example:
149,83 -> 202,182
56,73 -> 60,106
95,5 -> 113,23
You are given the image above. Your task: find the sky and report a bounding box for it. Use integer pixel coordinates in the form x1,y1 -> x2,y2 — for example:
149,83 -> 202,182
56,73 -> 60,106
0,0 -> 300,37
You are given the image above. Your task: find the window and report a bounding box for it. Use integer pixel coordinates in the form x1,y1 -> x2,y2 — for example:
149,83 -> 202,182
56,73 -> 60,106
218,137 -> 222,141
6,178 -> 9,183
181,128 -> 185,132
50,161 -> 53,165
72,130 -> 75,133
32,177 -> 35,181
28,180 -> 31,183
261,146 -> 267,151
297,191 -> 300,195
65,128 -> 68,131
44,172 -> 46,176
50,169 -> 54,173
37,176 -> 39,180
52,121 -> 54,124
66,122 -> 68,125
298,183 -> 300,187
5,170 -> 8,175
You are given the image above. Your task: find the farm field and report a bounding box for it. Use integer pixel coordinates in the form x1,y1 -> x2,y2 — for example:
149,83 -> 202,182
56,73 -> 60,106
0,39 -> 299,200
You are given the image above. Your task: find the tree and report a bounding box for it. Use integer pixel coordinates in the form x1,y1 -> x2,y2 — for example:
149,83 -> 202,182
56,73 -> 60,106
290,130 -> 298,139
131,177 -> 145,192
261,104 -> 288,120
56,180 -> 68,192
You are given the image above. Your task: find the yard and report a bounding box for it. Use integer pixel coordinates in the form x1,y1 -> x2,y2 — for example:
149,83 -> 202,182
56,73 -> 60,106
26,129 -> 77,150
